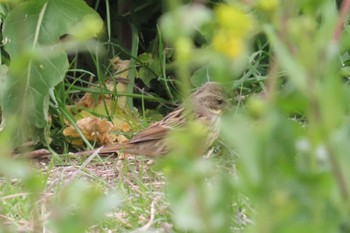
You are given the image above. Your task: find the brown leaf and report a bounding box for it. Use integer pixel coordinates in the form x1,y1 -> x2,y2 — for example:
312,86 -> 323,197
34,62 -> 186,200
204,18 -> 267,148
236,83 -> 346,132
63,117 -> 117,146
64,57 -> 138,148
110,56 -> 130,109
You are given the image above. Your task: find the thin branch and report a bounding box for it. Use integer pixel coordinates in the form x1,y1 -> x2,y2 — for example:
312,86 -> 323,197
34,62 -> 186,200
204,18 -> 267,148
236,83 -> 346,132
333,0 -> 350,41
326,144 -> 349,201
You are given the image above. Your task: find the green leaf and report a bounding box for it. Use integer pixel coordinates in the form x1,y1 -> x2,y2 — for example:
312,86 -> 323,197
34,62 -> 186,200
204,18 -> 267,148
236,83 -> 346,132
190,65 -> 213,87
1,0 -> 103,143
137,52 -> 161,87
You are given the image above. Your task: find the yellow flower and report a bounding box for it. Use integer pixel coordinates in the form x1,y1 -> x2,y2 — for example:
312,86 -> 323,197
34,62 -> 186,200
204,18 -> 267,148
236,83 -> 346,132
215,4 -> 254,38
213,31 -> 244,59
212,4 -> 254,59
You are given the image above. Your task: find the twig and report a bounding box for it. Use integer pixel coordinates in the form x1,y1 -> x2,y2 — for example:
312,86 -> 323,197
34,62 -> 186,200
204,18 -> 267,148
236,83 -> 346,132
13,149 -> 51,159
333,0 -> 350,41
326,144 -> 348,201
131,201 -> 156,232
1,192 -> 30,201
65,148 -> 102,182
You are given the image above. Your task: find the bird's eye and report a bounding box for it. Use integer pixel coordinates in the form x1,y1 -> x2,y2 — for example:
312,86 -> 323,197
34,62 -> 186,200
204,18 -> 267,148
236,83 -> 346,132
217,99 -> 224,105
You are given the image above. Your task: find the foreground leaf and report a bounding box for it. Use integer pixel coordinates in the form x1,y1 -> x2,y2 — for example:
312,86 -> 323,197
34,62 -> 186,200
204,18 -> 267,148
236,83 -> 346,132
1,0 -> 103,144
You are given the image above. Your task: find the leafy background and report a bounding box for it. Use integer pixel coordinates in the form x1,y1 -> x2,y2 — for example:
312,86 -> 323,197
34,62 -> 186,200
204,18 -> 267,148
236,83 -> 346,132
1,0 -> 350,232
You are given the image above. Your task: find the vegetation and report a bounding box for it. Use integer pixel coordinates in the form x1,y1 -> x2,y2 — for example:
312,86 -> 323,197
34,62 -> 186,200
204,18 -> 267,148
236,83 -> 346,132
1,0 -> 350,232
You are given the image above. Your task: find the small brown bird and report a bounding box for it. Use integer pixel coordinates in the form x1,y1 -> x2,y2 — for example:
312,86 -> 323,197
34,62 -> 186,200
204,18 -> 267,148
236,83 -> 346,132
77,82 -> 226,158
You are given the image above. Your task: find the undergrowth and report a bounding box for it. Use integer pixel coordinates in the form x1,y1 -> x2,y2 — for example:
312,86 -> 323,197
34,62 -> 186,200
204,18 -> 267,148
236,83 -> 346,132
1,0 -> 350,232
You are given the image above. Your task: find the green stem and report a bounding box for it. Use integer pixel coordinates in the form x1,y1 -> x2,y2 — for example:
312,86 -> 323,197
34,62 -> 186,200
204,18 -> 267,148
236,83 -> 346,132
128,24 -> 139,109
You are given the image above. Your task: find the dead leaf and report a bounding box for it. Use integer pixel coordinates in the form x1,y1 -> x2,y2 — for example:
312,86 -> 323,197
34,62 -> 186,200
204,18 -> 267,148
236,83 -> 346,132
64,116 -> 119,147
110,56 -> 130,109
75,56 -> 130,111
64,57 -> 142,149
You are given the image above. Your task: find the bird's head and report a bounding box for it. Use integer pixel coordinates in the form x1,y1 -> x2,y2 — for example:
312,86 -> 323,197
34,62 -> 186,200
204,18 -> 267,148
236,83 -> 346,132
192,82 -> 227,115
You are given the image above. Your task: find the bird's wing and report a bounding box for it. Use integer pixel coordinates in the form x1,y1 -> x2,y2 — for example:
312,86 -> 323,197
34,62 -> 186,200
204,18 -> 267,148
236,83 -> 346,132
128,122 -> 169,143
128,107 -> 185,144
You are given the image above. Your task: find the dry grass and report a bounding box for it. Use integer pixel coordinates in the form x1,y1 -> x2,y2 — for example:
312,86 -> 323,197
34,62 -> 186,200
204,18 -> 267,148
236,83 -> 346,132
0,154 -> 172,232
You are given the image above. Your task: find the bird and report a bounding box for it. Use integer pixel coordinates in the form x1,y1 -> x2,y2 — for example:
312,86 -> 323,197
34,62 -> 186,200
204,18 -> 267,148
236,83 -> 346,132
76,82 -> 226,158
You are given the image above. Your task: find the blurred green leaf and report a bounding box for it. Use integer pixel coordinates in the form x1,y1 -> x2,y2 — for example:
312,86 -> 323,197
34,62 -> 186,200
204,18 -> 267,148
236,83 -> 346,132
160,4 -> 213,42
264,25 -> 308,93
49,180 -> 121,233
1,0 -> 102,143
